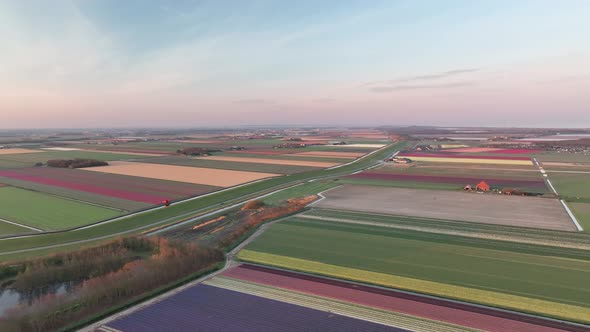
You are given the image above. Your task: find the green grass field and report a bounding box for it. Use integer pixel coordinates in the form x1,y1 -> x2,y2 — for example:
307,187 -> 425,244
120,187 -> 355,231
550,173 -> 590,201
335,177 -> 461,191
0,219 -> 35,236
217,152 -> 353,163
537,152 -> 590,163
0,177 -> 148,212
0,187 -> 121,230
261,181 -> 340,204
304,208 -> 590,252
570,202 -> 590,233
239,216 -> 590,322
0,142 -> 403,261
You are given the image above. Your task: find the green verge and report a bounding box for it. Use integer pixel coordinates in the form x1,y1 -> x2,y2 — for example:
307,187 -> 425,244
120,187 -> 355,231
0,142 -> 405,261
239,218 -> 590,318
570,202 -> 590,233
0,187 -> 121,230
261,181 -> 340,204
549,173 -> 590,201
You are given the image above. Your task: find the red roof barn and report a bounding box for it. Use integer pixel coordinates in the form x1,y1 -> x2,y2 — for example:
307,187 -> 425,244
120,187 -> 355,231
476,181 -> 490,192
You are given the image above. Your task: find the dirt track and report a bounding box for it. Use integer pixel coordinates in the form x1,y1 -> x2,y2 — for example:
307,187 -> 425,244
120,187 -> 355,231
0,148 -> 42,155
315,186 -> 576,231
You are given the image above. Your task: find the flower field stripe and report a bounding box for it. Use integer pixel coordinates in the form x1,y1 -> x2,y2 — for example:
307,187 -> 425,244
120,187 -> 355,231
347,172 -> 547,188
24,167 -> 210,197
397,155 -> 533,165
224,264 -> 584,332
237,250 -> 590,324
204,276 -> 478,332
0,170 -> 166,204
106,283 -> 402,332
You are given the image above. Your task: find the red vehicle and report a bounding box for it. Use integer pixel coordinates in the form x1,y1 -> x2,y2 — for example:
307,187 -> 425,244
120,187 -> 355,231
162,199 -> 171,207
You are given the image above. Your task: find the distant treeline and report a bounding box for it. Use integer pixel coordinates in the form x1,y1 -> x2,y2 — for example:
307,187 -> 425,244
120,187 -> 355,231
176,147 -> 221,156
46,159 -> 108,168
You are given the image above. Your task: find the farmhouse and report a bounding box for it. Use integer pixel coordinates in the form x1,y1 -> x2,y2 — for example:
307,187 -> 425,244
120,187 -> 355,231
273,143 -> 307,149
387,157 -> 412,164
414,145 -> 434,152
476,181 -> 490,192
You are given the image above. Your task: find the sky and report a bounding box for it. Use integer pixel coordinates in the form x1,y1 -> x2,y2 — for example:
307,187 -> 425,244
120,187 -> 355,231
1,0 -> 589,128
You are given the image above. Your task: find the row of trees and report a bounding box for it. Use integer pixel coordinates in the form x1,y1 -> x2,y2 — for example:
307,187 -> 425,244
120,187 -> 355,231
11,237 -> 156,293
217,196 -> 316,249
0,237 -> 223,332
46,159 -> 108,168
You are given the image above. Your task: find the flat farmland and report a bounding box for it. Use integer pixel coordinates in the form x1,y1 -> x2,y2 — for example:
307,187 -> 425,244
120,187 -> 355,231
0,142 -> 400,260
239,217 -> 590,323
0,149 -> 43,155
137,156 -> 322,174
372,163 -> 544,180
222,152 -> 352,163
83,161 -> 281,187
199,155 -> 340,168
549,173 -> 590,200
570,203 -> 590,231
102,283 -> 401,332
345,172 -> 547,192
0,187 -> 120,230
0,150 -> 150,164
291,151 -> 365,158
222,264 -> 577,332
398,153 -> 533,166
314,185 -> 574,231
205,275 -> 473,332
0,176 -> 148,212
0,167 -> 220,210
537,153 -> 590,163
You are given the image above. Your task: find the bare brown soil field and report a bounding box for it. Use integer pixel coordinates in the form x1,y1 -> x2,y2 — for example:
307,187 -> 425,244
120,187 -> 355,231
315,185 -> 575,231
200,156 -> 339,168
291,151 -> 364,159
0,149 -> 42,155
83,161 -> 280,187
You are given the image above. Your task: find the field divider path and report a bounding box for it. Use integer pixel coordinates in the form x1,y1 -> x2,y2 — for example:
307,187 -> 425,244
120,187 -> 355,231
0,218 -> 42,232
534,157 -> 584,231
